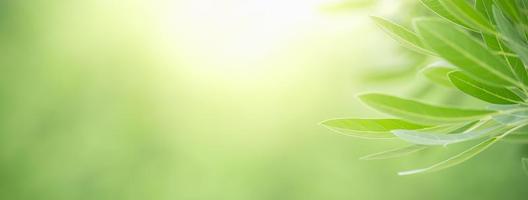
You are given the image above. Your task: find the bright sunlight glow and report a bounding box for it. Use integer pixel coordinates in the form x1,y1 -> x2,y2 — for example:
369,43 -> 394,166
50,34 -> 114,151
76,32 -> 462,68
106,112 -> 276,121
157,0 -> 343,76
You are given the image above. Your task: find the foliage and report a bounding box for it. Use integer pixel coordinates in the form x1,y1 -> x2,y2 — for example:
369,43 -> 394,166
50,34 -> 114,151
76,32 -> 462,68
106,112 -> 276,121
323,0 -> 528,175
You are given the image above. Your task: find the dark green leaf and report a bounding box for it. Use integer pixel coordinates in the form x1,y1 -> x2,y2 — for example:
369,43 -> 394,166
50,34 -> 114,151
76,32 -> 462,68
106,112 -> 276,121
494,6 -> 528,83
440,0 -> 495,33
448,71 -> 524,104
476,0 -> 528,87
420,0 -> 471,29
414,18 -> 524,88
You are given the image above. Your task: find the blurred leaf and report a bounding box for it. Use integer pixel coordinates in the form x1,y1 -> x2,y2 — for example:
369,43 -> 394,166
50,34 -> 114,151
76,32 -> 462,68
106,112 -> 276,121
392,120 -> 504,146
448,71 -> 524,104
320,118 -> 430,139
439,0 -> 495,33
360,145 -> 428,160
414,18 -> 523,88
398,135 -> 501,175
421,61 -> 456,87
358,93 -> 496,125
361,50 -> 428,83
371,16 -> 436,56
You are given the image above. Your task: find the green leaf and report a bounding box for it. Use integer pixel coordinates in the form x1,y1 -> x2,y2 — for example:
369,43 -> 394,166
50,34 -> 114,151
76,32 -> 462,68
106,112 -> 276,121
419,0 -> 471,29
360,121 -> 478,160
448,71 -> 524,104
398,135 -> 501,175
493,0 -> 526,24
476,0 -> 528,89
320,118 -> 430,139
360,145 -> 428,160
392,120 -> 504,146
358,93 -> 496,125
414,18 -> 523,88
439,0 -> 495,33
477,0 -> 501,49
420,61 -> 456,87
371,16 -> 436,56
494,6 -> 528,79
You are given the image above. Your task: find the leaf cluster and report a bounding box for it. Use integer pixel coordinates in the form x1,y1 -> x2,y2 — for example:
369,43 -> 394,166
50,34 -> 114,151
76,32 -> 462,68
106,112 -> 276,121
323,0 -> 528,175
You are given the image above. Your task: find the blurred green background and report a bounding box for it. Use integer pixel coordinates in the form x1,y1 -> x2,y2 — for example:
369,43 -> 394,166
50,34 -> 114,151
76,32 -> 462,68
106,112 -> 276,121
1,0 -> 527,199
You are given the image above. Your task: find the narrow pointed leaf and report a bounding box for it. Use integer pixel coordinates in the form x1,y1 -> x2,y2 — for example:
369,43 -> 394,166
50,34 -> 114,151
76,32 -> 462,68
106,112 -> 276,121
371,16 -> 436,56
360,145 -> 428,160
414,18 -> 522,88
448,71 -> 524,104
477,0 -> 501,49
392,121 -> 504,146
421,61 -> 456,87
398,135 -> 501,175
439,0 -> 495,33
320,118 -> 430,139
419,0 -> 471,29
476,0 -> 528,87
493,0 -> 526,24
494,6 -> 528,75
359,93 -> 496,125
492,110 -> 528,125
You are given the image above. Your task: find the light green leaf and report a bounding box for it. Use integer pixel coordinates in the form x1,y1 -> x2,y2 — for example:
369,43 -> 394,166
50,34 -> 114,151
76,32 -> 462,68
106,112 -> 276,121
398,124 -> 525,175
371,16 -> 436,56
439,0 -> 495,33
392,120 -> 504,146
419,0 -> 471,29
359,93 -> 496,125
360,145 -> 428,160
420,61 -> 456,87
448,71 -> 524,104
487,104 -> 526,110
320,118 -> 430,139
492,110 -> 528,125
398,136 -> 500,175
414,18 -> 523,88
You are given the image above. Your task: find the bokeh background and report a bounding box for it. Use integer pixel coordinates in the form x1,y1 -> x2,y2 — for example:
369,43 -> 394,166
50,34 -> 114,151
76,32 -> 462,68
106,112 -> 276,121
1,0 -> 527,199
